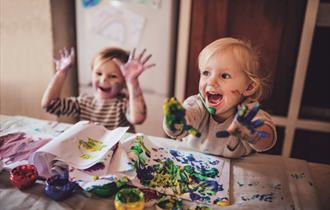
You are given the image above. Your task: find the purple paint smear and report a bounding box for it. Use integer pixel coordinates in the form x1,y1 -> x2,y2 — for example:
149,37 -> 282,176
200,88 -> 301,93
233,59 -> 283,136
0,132 -> 49,164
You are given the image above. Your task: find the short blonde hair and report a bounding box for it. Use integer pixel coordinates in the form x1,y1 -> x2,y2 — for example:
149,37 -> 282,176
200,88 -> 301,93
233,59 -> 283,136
91,47 -> 129,71
198,37 -> 271,101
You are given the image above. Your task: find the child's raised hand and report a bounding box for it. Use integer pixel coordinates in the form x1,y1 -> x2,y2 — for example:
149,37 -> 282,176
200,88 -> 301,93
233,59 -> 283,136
216,103 -> 269,144
114,48 -> 156,83
163,97 -> 201,137
54,47 -> 75,73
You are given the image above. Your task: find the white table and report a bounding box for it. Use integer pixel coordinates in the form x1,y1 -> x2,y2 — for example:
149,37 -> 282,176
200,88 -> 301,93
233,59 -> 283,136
1,115 -> 329,210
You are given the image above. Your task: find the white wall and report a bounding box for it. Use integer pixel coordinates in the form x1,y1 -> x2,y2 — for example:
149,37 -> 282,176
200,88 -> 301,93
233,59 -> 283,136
0,0 -> 55,120
0,0 -> 77,122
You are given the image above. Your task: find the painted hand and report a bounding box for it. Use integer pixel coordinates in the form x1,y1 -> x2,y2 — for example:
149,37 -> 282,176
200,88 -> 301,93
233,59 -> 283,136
216,103 -> 269,144
114,48 -> 155,83
54,47 -> 75,72
163,97 -> 201,137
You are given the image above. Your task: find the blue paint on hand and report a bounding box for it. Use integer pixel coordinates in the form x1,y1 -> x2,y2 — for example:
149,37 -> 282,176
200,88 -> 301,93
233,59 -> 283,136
215,103 -> 269,141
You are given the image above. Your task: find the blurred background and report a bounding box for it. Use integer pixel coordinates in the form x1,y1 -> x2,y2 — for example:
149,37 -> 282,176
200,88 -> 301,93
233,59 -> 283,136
1,0 -> 329,164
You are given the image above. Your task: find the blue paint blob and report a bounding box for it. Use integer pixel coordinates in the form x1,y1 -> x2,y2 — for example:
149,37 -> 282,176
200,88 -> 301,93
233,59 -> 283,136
82,0 -> 101,8
190,192 -> 201,201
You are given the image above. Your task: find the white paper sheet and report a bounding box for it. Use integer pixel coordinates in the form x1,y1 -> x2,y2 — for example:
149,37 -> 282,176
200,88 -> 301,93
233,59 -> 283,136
30,121 -> 128,177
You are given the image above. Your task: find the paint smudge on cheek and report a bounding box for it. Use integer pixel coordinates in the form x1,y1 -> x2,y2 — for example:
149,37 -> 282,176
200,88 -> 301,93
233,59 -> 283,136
230,90 -> 241,96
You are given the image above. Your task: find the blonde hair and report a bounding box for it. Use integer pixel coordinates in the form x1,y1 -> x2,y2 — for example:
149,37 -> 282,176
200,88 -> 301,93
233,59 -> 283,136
91,47 -> 129,71
198,37 -> 271,101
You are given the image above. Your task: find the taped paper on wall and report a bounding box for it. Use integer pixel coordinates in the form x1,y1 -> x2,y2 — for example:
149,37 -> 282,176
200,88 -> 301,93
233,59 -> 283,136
89,4 -> 145,48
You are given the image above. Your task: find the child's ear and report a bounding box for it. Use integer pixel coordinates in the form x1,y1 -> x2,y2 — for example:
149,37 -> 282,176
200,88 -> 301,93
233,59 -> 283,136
243,81 -> 258,97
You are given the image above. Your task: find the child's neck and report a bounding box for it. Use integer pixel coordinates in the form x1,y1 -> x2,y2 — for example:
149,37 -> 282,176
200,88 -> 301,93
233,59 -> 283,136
94,94 -> 117,102
212,107 -> 236,123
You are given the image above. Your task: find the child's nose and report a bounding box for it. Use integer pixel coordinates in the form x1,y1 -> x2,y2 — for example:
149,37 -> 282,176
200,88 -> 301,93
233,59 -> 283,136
207,75 -> 219,87
100,75 -> 107,84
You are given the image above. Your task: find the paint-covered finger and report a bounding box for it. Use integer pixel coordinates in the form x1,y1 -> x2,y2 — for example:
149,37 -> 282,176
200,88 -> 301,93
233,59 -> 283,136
245,103 -> 260,122
137,48 -> 146,60
142,54 -> 152,64
236,105 -> 248,122
238,105 -> 248,117
143,63 -> 156,70
129,48 -> 136,61
64,48 -> 69,57
59,49 -> 64,59
70,47 -> 75,57
164,97 -> 170,104
216,130 -> 230,138
251,119 -> 264,129
54,60 -> 60,70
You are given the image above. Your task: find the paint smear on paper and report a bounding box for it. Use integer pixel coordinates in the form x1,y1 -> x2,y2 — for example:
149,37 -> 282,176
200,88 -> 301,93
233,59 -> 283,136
126,135 -> 230,205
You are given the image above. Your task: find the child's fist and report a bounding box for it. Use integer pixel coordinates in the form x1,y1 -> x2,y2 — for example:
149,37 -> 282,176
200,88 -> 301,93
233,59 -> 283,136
163,97 -> 201,137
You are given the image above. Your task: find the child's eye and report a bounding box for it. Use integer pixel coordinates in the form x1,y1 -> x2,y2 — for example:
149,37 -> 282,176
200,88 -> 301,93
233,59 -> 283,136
108,74 -> 118,79
201,70 -> 210,76
221,73 -> 231,79
96,72 -> 102,76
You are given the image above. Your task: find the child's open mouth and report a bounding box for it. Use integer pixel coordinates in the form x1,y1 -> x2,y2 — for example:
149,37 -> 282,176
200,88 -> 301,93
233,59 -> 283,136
98,86 -> 111,93
206,92 -> 223,106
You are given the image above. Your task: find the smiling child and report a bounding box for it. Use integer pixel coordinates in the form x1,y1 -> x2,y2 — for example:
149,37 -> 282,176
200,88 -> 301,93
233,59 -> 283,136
42,47 -> 155,133
163,37 -> 276,158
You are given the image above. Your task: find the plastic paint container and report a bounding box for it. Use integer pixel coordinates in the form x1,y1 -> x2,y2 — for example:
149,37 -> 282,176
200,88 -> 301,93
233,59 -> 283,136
114,188 -> 145,210
10,164 -> 38,189
89,176 -> 129,198
44,174 -> 76,201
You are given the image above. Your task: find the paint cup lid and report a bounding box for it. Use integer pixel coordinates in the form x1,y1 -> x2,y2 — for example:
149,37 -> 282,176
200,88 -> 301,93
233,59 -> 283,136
44,174 -> 75,201
114,188 -> 145,210
10,164 -> 38,189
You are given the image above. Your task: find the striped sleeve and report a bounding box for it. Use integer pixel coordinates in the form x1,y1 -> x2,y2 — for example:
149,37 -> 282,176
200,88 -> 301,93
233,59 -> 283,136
45,97 -> 80,117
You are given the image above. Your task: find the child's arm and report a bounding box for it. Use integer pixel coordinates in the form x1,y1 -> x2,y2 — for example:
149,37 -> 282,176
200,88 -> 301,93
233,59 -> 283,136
114,49 -> 155,124
216,104 -> 275,151
41,48 -> 75,109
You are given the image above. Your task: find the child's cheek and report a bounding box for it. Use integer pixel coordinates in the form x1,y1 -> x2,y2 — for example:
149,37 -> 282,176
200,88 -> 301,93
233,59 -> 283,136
92,80 -> 98,90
